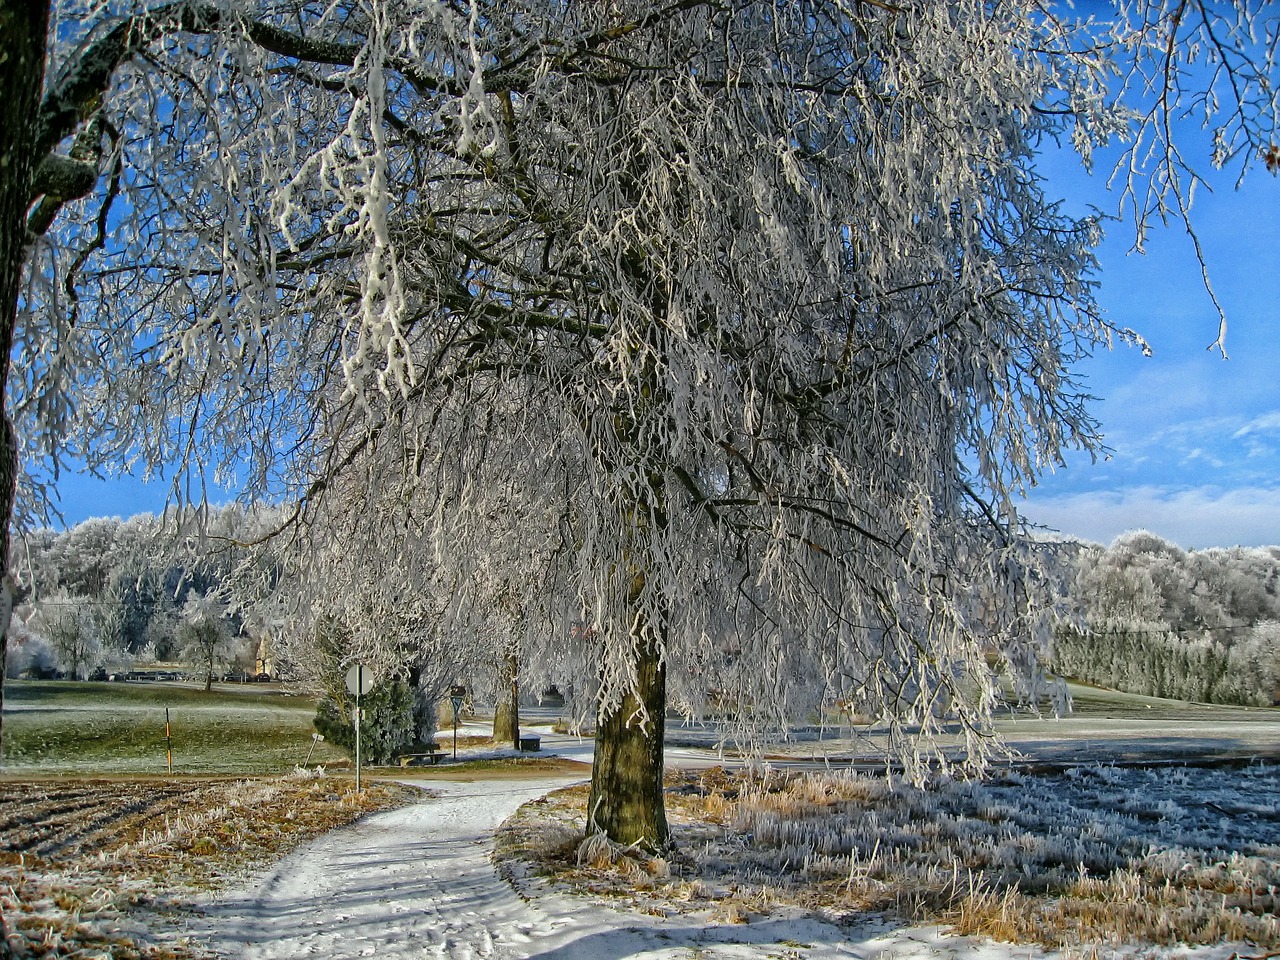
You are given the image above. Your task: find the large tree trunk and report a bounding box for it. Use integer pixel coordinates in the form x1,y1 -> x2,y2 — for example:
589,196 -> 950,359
0,11 -> 50,960
585,347 -> 673,851
0,0 -> 51,748
492,647 -> 520,749
587,626 -> 669,851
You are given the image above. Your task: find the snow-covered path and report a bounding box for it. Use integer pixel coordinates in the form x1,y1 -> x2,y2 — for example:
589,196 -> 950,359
185,776 -> 1019,960
191,778 -> 589,960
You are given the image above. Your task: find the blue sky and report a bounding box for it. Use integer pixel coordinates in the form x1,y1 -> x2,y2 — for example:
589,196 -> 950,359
1017,146 -> 1280,549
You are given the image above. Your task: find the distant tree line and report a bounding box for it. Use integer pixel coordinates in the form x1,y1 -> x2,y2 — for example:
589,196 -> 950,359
4,506 -> 482,755
1054,531 -> 1280,706
3,506 -> 285,683
10,513 -> 1278,714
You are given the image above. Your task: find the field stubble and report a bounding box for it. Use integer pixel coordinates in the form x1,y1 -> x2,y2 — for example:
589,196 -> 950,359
0,776 -> 417,959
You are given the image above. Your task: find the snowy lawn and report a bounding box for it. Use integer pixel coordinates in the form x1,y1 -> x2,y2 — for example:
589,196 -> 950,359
497,763 -> 1280,951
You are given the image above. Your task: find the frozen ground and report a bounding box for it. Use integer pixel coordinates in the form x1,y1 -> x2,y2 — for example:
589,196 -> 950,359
7,698 -> 1272,959
177,767 -> 1267,960
179,775 -> 1000,960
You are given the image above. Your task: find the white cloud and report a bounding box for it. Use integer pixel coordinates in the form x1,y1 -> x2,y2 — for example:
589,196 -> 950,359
1179,447 -> 1225,469
1232,411 -> 1280,439
1019,485 -> 1280,550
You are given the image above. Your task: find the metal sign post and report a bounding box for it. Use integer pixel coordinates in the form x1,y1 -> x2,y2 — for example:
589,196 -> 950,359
345,664 -> 375,791
354,701 -> 361,791
450,685 -> 466,759
305,732 -> 324,766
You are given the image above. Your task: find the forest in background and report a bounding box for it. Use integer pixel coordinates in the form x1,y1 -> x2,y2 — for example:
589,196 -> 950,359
4,505 -> 498,763
1054,531 -> 1280,706
4,507 -> 284,685
6,512 -> 1278,710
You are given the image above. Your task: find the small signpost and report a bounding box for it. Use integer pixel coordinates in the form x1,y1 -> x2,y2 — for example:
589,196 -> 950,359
305,732 -> 325,766
165,707 -> 173,774
345,664 -> 375,791
450,685 -> 466,759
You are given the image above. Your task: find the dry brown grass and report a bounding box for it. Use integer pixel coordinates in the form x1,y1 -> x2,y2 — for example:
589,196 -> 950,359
943,865 -> 1279,946
496,764 -> 1280,948
0,775 -> 417,959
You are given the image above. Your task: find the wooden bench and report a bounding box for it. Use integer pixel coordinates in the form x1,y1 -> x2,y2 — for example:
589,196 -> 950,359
398,745 -> 446,766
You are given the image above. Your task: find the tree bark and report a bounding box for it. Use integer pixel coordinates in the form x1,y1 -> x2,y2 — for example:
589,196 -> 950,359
587,624 -> 670,851
585,330 -> 673,850
0,11 -> 50,960
1,0 -> 51,736
492,646 -> 520,746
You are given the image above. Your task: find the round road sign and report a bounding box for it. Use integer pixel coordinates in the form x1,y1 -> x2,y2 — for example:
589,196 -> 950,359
345,664 -> 375,696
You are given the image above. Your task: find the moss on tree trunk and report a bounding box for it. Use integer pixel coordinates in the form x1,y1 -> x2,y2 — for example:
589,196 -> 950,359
587,629 -> 669,851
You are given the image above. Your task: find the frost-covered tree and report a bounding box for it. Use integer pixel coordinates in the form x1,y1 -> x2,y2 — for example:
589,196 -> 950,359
1189,546 -> 1280,626
2,616 -> 55,679
1,1 -> 1277,859
177,593 -> 235,689
29,591 -> 100,679
50,518 -> 121,593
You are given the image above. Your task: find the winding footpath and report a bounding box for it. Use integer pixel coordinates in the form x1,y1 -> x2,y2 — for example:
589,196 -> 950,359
181,775 -> 1005,960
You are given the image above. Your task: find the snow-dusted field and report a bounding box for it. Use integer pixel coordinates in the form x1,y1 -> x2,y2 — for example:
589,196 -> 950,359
173,765 -> 1274,960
